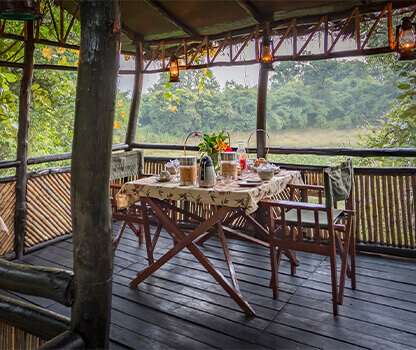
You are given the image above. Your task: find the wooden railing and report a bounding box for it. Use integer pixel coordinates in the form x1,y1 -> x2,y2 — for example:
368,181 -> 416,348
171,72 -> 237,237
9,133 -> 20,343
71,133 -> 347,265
0,144 -> 415,258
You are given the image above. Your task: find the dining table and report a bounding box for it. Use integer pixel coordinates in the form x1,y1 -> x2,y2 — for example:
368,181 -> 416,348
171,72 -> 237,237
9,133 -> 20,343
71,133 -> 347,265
116,169 -> 303,316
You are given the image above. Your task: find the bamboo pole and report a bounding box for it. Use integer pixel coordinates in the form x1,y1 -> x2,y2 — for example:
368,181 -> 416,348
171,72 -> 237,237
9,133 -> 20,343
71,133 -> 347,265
14,21 -> 35,259
70,1 -> 120,348
125,42 -> 143,147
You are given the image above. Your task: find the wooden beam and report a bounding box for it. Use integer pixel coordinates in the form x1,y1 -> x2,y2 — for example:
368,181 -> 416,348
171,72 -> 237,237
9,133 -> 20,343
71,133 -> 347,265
0,295 -> 70,341
0,259 -> 73,306
14,21 -> 35,259
144,0 -> 197,37
387,2 -> 394,49
361,5 -> 387,50
126,42 -> 143,146
256,66 -> 268,159
236,1 -> 266,23
70,0 -> 120,347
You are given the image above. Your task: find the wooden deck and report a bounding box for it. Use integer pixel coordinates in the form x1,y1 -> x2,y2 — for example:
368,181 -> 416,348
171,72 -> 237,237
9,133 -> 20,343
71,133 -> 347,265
3,222 -> 416,349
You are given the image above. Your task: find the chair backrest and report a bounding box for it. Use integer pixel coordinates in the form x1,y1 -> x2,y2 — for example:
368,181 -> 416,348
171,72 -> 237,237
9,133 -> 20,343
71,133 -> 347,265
110,150 -> 144,180
323,158 -> 354,209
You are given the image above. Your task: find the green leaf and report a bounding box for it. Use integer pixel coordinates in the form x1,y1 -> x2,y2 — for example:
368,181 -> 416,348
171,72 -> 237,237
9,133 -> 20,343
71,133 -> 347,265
163,91 -> 172,100
398,84 -> 410,90
3,73 -> 17,82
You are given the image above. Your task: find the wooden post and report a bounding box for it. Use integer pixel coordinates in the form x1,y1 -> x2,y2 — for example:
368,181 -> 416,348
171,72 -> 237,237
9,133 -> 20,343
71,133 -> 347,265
256,61 -> 269,227
70,0 -> 120,348
256,63 -> 268,158
14,21 -> 35,259
125,42 -> 143,147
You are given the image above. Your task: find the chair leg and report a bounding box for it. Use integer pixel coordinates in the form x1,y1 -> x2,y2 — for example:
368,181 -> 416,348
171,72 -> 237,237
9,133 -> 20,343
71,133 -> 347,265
269,246 -> 282,299
350,219 -> 356,290
139,224 -> 144,244
268,207 -> 279,299
113,221 -> 127,251
290,250 -> 297,276
328,233 -> 339,316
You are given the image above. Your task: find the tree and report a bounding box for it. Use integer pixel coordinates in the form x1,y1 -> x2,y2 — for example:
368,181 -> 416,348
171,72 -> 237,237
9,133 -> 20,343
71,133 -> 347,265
358,59 -> 416,166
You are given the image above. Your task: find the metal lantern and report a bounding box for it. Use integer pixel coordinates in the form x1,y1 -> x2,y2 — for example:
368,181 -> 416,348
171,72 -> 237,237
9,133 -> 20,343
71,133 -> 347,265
260,38 -> 274,71
395,17 -> 416,61
0,0 -> 42,20
169,55 -> 180,83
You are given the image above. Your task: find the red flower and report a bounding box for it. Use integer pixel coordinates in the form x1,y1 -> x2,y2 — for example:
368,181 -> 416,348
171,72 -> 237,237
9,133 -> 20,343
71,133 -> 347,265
225,145 -> 232,152
192,132 -> 199,137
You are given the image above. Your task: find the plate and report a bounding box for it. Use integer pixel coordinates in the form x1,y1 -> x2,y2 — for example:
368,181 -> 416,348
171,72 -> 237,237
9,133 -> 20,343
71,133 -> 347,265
155,176 -> 171,182
246,179 -> 263,183
238,180 -> 262,187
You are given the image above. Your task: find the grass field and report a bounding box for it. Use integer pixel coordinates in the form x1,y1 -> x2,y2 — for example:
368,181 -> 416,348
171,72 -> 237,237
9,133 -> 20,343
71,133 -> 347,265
135,128 -> 362,166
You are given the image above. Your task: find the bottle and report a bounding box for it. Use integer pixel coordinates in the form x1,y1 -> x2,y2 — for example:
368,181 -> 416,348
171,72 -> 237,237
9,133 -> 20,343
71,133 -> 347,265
236,140 -> 247,173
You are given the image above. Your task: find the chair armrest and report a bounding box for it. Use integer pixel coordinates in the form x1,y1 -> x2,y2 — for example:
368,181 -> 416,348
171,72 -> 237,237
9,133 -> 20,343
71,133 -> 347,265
259,199 -> 327,211
110,183 -> 123,190
287,183 -> 324,191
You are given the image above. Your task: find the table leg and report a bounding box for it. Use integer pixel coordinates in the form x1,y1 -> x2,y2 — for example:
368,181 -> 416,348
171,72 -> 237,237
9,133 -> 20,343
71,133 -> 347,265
141,199 -> 154,265
130,201 -> 230,286
217,222 -> 240,294
131,199 -> 255,316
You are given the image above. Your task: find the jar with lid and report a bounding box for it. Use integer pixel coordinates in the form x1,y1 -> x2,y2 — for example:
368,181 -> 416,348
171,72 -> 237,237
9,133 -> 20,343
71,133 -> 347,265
179,156 -> 198,186
220,152 -> 238,180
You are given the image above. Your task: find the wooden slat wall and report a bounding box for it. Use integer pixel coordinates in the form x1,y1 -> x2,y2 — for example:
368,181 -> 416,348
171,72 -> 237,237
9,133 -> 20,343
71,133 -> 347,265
1,159 -> 415,252
0,322 -> 45,349
25,173 -> 72,247
303,170 -> 416,249
0,182 -> 16,256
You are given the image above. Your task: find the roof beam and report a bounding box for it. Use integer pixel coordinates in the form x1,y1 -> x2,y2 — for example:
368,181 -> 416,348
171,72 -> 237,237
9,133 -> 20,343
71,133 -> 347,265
144,0 -> 197,37
236,1 -> 267,23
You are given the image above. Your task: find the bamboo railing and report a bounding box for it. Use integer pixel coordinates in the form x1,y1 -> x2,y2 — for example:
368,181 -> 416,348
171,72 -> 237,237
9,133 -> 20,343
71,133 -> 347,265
0,322 -> 45,349
0,147 -> 415,258
26,172 -> 72,247
0,181 -> 16,256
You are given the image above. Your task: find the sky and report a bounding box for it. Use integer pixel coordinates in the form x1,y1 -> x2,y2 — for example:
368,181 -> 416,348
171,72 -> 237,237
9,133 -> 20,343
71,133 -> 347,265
117,36 -> 359,96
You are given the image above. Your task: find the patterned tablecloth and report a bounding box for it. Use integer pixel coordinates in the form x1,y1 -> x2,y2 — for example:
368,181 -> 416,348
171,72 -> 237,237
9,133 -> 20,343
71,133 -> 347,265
0,216 -> 8,235
116,170 -> 302,215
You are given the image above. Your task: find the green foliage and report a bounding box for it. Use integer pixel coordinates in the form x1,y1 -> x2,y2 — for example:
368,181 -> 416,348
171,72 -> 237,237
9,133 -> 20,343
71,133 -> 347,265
198,131 -> 230,170
358,58 -> 416,166
138,59 -> 399,138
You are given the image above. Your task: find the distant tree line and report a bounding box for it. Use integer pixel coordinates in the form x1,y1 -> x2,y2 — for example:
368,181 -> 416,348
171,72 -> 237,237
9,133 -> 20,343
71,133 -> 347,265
136,59 -> 400,136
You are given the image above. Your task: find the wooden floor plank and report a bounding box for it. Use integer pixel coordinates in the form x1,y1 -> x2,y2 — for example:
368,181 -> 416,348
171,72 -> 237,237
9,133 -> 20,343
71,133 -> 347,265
3,222 -> 416,350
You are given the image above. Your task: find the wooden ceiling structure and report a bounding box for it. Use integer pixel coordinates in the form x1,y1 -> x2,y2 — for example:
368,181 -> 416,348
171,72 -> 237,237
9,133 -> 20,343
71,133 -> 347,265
1,1 -> 416,73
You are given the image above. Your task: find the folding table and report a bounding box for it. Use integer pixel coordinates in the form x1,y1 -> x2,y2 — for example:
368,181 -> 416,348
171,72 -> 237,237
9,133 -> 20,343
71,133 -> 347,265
116,170 -> 303,315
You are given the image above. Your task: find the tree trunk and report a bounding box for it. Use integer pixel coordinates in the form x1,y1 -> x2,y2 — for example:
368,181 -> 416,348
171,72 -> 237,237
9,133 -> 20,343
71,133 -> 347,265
125,42 -> 143,147
256,64 -> 268,159
14,21 -> 35,259
70,1 -> 120,348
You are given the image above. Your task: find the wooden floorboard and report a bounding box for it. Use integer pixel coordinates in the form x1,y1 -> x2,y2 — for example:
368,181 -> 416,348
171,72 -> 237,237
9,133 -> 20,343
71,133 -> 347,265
2,222 -> 416,349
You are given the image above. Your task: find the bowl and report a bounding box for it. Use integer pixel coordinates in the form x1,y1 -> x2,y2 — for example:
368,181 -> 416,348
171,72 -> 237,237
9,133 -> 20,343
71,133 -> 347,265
257,170 -> 274,181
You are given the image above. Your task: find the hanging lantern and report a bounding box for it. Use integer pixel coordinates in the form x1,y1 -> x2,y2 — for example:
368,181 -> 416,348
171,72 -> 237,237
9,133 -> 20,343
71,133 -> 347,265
0,0 -> 42,20
169,55 -> 180,83
395,17 -> 416,61
260,38 -> 274,71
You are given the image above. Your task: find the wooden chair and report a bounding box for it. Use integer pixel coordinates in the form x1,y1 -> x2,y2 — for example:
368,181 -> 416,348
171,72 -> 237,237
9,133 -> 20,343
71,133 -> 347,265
110,151 -> 146,250
260,159 -> 356,315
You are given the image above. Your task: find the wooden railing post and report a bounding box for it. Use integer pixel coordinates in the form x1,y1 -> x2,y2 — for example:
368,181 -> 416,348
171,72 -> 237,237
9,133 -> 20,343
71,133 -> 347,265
256,63 -> 269,158
125,41 -> 143,148
70,0 -> 120,348
14,21 -> 35,259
